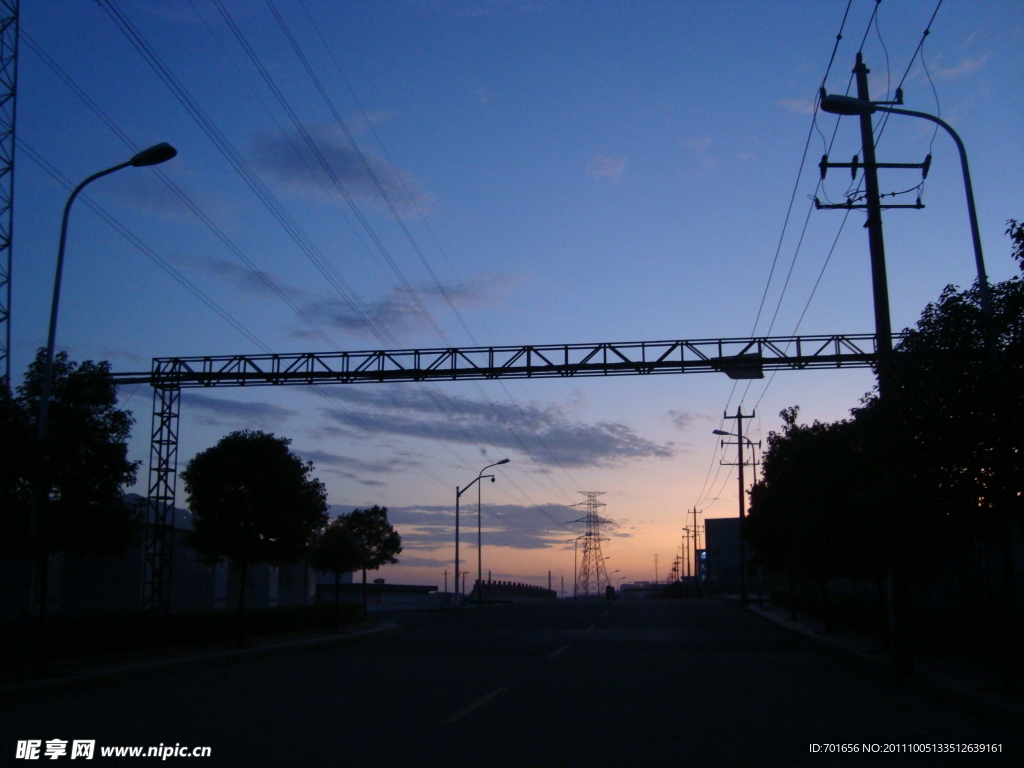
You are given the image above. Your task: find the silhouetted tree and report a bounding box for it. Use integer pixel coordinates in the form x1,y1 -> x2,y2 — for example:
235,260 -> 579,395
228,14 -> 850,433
0,350 -> 140,614
181,430 -> 328,646
334,505 -> 402,613
308,517 -> 361,631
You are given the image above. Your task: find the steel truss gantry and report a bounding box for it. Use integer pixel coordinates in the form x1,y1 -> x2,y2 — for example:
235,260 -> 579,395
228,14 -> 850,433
111,332 -> 891,611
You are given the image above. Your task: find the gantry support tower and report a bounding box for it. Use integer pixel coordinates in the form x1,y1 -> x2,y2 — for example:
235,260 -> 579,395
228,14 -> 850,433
574,492 -> 611,598
0,0 -> 17,387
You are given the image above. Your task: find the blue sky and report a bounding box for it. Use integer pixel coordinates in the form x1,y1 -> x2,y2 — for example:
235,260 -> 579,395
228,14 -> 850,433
11,0 -> 1023,587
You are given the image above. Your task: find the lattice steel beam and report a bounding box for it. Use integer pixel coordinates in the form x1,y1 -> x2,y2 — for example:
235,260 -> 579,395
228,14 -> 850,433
0,0 -> 17,387
142,385 -> 179,612
111,333 -> 890,389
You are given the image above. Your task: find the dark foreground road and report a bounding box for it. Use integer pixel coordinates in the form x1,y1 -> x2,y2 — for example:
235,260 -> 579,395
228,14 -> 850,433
2,599 -> 1019,767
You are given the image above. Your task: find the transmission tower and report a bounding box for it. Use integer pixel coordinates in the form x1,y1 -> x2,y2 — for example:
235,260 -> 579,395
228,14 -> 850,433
0,0 -> 17,387
574,492 -> 611,597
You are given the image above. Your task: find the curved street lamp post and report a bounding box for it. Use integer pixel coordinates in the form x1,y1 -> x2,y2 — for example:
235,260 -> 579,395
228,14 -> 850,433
22,143 -> 177,677
454,459 -> 509,606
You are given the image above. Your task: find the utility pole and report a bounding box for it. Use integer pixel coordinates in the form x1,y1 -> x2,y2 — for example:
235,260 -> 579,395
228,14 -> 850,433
723,408 -> 757,605
815,53 -> 927,677
444,569 -> 447,594
654,553 -> 658,585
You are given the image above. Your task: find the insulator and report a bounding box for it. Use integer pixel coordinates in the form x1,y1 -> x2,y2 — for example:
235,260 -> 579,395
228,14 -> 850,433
921,154 -> 932,179
819,155 -> 828,179
895,87 -> 904,104
851,154 -> 859,179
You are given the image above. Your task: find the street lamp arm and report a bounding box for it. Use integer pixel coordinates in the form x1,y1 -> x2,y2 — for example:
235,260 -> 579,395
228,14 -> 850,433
821,93 -> 990,319
871,105 -> 990,316
456,473 -> 495,498
38,160 -> 133,438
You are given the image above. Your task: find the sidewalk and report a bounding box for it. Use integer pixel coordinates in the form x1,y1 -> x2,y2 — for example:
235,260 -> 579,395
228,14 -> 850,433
0,619 -> 399,702
746,597 -> 1024,729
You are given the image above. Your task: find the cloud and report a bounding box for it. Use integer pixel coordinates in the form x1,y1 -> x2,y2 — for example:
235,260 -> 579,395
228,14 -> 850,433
586,154 -> 626,181
300,273 -> 514,339
681,136 -> 716,170
318,387 -> 675,468
666,409 -> 700,431
351,502 -> 582,551
253,124 -> 428,213
190,256 -> 310,302
183,393 -> 296,426
933,57 -> 985,80
190,253 -> 512,341
299,449 -> 415,486
776,98 -> 815,115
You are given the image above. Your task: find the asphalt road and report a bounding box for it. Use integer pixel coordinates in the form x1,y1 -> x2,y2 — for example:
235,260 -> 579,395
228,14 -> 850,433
2,599 -> 1020,767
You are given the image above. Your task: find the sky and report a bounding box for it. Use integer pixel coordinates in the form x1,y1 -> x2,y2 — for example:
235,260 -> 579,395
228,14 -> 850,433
10,0 -> 1023,590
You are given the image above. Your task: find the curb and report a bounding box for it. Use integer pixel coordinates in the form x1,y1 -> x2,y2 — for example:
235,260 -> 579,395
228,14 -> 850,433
748,603 -> 1024,731
0,620 -> 400,702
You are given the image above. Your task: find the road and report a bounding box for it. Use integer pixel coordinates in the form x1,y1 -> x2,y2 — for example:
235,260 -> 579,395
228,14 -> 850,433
2,599 -> 1019,766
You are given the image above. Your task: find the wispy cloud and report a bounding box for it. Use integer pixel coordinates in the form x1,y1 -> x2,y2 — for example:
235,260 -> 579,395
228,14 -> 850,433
933,56 -> 985,80
299,273 -> 514,339
666,409 -> 702,432
253,124 -> 428,213
776,98 -> 815,115
183,393 -> 297,427
347,502 -> 583,551
317,388 -> 675,468
300,449 -> 415,486
586,154 -> 626,181
189,256 -> 310,302
681,137 -> 716,170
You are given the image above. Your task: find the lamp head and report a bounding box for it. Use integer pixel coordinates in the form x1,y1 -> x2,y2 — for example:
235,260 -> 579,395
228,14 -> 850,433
820,94 -> 876,116
130,142 -> 177,167
497,458 -> 510,465
712,429 -> 730,436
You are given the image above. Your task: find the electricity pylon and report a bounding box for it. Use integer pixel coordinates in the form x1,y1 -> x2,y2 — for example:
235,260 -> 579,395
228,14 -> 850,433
574,492 -> 611,598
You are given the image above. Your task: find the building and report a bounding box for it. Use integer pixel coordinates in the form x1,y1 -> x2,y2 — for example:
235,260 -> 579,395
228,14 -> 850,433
704,517 -> 742,593
0,494 -> 315,618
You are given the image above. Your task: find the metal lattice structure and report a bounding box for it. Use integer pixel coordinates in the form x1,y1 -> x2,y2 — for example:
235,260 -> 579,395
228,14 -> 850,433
142,386 -> 180,612
574,492 -> 610,598
0,0 -> 17,387
111,332 -> 894,611
111,333 -> 886,388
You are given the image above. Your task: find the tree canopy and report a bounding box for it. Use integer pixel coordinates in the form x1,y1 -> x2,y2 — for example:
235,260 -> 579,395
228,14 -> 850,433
330,505 -> 401,611
0,350 -> 140,559
308,516 -> 361,580
748,224 -> 1024,587
181,430 -> 328,570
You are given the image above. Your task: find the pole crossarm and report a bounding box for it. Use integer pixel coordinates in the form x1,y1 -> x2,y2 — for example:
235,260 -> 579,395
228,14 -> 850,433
111,333 -> 895,388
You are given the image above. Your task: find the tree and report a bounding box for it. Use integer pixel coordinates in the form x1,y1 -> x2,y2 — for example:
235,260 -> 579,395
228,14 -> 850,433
181,430 -> 328,645
0,350 -> 141,614
334,505 -> 402,613
308,517 -> 361,631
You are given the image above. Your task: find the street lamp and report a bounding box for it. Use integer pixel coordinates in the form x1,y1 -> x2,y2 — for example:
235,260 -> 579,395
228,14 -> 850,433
37,143 -> 178,443
713,428 -> 760,606
819,94 -> 991,317
22,143 -> 177,677
454,458 -> 509,606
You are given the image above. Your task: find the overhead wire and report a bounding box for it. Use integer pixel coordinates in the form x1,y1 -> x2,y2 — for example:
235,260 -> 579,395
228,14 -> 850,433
694,1 -> 855,511
258,0 -> 584,508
